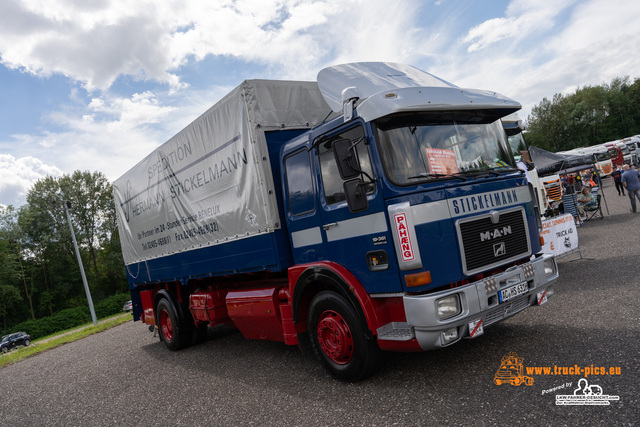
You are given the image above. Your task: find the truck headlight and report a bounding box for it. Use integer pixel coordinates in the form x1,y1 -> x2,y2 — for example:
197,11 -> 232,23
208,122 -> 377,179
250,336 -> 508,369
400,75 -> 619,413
543,257 -> 557,277
436,295 -> 461,320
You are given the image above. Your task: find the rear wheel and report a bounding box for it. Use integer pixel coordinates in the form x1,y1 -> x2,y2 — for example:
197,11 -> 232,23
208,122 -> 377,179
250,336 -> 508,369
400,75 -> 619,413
24,339 -> 30,346
308,291 -> 382,382
156,298 -> 190,351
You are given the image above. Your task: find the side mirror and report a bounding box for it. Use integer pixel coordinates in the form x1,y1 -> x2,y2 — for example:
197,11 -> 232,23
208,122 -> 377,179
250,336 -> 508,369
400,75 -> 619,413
344,179 -> 369,213
333,139 -> 360,179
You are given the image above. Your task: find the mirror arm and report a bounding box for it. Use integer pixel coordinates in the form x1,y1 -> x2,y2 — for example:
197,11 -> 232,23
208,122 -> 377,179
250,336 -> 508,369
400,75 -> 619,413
345,137 -> 377,184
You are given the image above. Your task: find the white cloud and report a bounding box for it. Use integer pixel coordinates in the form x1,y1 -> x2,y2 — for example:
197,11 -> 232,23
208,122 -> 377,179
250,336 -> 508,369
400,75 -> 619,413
464,0 -> 576,52
550,0 -> 640,53
1,85 -> 234,201
0,0 -> 428,91
0,154 -> 63,207
452,0 -> 640,121
0,0 -> 188,90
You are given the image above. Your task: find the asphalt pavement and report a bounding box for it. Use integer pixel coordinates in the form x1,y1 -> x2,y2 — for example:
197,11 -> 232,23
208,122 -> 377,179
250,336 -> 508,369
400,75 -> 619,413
0,179 -> 637,426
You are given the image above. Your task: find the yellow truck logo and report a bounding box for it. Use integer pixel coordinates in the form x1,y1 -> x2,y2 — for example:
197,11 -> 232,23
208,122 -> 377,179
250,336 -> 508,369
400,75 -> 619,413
494,352 -> 534,386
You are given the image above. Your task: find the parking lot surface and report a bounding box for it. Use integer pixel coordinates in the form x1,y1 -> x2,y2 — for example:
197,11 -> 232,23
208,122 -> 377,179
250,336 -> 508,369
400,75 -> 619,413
0,181 -> 637,426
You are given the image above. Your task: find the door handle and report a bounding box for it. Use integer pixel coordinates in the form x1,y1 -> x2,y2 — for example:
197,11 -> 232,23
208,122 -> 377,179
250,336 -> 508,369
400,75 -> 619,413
323,222 -> 339,231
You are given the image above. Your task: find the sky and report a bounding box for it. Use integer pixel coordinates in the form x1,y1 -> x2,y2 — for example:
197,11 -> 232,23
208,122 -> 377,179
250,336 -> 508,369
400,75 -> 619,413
1,0 -> 640,208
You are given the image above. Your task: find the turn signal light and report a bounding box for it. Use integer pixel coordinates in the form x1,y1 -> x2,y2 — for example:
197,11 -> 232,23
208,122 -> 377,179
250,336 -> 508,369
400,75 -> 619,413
405,271 -> 432,287
540,236 -> 544,246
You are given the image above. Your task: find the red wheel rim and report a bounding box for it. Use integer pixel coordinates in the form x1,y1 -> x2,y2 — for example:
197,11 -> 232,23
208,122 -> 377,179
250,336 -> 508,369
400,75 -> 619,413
160,309 -> 173,341
316,310 -> 353,364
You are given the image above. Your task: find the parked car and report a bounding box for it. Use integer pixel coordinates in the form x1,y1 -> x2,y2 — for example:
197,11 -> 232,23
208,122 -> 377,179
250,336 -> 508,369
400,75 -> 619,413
1,332 -> 31,353
123,300 -> 133,312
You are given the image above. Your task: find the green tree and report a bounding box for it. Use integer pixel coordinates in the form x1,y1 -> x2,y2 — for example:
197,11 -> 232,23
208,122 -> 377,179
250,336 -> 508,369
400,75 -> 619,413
0,170 -> 127,328
19,178 -> 76,314
526,76 -> 640,152
0,284 -> 21,330
58,171 -> 113,279
17,170 -> 127,314
0,206 -> 37,320
0,238 -> 23,329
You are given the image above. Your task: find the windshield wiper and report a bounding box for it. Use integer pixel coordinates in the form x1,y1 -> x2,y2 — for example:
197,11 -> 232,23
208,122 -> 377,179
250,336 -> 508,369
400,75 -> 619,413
463,168 -> 520,179
407,172 -> 468,181
471,170 -> 501,177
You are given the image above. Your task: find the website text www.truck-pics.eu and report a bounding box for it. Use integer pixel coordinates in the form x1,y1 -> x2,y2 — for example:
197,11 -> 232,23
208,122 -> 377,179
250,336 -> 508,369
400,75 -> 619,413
526,365 -> 622,377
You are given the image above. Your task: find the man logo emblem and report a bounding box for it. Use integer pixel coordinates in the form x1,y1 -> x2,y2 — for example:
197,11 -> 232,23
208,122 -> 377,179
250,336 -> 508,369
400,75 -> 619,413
503,303 -> 513,315
493,242 -> 506,257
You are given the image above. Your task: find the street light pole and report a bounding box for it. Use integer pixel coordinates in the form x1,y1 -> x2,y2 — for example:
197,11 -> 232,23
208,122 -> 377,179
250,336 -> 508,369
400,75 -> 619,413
61,200 -> 98,325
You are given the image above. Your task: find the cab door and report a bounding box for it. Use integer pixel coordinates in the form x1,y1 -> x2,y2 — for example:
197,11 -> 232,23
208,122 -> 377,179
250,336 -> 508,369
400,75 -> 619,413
283,146 -> 326,266
315,123 -> 402,294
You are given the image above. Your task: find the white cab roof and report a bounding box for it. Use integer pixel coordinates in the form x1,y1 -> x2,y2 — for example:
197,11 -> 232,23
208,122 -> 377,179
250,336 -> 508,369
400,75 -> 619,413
317,62 -> 521,122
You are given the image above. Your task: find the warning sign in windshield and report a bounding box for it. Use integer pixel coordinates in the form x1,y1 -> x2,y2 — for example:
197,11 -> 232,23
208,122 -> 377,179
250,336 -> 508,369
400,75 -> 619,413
425,148 -> 459,175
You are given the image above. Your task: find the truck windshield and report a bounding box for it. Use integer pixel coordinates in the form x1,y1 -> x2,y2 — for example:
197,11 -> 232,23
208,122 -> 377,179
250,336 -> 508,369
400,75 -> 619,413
375,111 -> 515,185
595,152 -> 608,161
507,132 -> 527,161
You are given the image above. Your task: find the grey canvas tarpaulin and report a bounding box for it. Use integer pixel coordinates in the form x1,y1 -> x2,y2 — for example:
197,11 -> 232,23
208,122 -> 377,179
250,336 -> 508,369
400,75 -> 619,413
113,80 -> 331,266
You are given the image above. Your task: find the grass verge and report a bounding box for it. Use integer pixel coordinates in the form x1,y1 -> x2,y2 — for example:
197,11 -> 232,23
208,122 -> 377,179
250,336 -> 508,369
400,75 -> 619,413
0,313 -> 132,369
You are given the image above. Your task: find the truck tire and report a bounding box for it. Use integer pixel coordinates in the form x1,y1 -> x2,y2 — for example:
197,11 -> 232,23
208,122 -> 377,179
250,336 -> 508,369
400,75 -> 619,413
308,291 -> 382,382
156,297 -> 190,351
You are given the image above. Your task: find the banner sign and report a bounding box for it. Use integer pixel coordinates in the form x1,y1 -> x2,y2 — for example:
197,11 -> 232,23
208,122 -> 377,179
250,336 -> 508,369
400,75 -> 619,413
540,214 -> 579,256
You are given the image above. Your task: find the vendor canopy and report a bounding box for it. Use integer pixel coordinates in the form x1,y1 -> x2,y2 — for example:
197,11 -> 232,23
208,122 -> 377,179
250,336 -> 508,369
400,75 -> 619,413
528,146 -> 594,176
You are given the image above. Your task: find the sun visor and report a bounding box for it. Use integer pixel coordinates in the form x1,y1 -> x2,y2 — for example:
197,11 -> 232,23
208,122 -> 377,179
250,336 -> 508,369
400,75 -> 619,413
317,62 -> 457,113
357,86 -> 522,122
317,62 -> 521,122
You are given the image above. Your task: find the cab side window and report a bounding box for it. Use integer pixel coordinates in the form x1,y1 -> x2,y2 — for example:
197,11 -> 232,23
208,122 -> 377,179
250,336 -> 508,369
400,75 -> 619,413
285,150 -> 315,216
318,126 -> 374,205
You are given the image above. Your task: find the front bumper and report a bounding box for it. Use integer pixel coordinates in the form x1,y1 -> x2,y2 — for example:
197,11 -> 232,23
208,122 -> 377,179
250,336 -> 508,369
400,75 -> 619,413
377,253 -> 559,350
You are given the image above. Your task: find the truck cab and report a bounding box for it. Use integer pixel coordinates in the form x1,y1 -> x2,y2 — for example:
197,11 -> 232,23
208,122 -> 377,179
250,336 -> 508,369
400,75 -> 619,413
279,64 -> 557,376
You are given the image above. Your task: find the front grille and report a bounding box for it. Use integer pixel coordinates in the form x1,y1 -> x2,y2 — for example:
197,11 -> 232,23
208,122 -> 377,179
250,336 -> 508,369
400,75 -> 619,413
457,208 -> 530,275
545,183 -> 562,201
484,294 -> 531,326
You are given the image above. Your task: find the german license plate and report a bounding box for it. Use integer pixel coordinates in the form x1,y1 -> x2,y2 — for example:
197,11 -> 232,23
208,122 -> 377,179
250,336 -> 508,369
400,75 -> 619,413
499,282 -> 528,303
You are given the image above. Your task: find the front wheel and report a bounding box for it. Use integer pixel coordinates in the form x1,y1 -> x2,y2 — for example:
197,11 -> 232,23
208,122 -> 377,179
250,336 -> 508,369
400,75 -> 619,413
308,291 -> 382,382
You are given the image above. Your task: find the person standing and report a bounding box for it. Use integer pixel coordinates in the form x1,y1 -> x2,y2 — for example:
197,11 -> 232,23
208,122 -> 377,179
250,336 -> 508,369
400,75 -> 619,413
611,166 -> 625,196
621,164 -> 640,213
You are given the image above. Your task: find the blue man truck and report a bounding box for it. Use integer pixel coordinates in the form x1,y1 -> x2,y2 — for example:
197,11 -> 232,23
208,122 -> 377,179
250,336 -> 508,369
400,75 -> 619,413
113,62 -> 558,381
